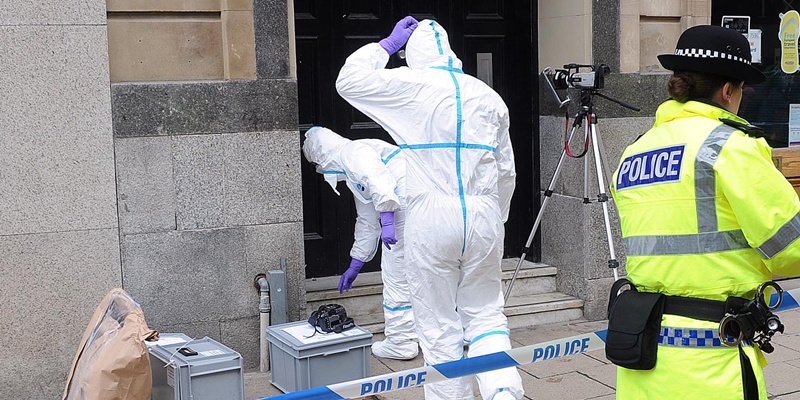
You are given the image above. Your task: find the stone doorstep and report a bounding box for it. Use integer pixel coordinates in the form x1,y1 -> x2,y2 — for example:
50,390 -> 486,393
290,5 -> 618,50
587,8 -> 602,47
306,268 -> 557,303
307,258 -> 558,300
352,293 -> 585,335
304,259 -> 584,335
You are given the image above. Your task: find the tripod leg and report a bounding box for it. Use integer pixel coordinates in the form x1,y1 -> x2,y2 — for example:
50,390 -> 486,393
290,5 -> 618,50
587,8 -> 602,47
583,123 -> 590,204
589,115 -> 620,281
594,120 -> 615,190
504,122 -> 582,302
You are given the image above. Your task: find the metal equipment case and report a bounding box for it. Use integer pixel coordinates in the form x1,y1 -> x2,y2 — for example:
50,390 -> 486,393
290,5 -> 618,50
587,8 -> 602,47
149,335 -> 245,400
267,320 -> 372,392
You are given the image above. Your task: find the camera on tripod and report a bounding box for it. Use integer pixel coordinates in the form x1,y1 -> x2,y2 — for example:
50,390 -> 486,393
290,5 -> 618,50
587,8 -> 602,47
507,62 -> 641,300
551,63 -> 611,90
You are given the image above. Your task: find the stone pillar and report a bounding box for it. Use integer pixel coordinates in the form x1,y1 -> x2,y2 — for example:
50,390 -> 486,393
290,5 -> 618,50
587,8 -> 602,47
0,2 -> 121,398
110,0 -> 303,372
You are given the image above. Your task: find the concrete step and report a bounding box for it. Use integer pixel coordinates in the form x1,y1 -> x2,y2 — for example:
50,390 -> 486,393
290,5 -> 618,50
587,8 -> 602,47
345,292 -> 586,335
505,291 -> 585,329
500,258 -> 557,297
306,259 -> 558,304
305,258 -> 584,335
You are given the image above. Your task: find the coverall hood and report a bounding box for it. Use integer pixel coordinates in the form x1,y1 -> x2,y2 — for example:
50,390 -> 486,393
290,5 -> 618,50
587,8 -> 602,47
302,126 -> 349,194
405,19 -> 463,70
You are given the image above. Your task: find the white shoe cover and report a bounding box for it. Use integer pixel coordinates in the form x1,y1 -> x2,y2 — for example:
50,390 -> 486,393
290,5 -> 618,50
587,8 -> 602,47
371,339 -> 419,360
490,390 -> 518,400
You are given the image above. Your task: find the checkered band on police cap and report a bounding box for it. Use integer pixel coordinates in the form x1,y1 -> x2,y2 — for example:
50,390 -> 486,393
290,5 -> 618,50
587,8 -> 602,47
658,25 -> 765,84
672,48 -> 752,65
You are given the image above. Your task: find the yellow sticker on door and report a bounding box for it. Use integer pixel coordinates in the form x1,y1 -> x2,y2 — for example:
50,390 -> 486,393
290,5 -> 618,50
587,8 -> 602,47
780,10 -> 800,74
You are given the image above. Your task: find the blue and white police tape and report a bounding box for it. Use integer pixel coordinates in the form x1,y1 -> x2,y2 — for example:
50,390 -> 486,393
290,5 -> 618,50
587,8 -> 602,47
258,287 -> 800,400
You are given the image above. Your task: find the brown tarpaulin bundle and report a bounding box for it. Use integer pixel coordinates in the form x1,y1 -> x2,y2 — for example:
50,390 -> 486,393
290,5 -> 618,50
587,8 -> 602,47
62,288 -> 159,400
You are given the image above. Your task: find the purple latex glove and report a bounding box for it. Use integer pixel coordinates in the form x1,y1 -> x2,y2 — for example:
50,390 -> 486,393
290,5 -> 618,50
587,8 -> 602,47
380,211 -> 397,250
339,258 -> 365,293
379,16 -> 419,55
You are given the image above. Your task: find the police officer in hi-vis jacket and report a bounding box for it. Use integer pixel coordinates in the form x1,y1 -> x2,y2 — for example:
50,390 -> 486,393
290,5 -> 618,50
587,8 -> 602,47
610,25 -> 800,399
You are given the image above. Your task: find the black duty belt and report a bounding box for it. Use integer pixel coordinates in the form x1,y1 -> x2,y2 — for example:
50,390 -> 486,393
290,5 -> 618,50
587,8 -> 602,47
607,278 -> 750,324
663,295 -> 748,323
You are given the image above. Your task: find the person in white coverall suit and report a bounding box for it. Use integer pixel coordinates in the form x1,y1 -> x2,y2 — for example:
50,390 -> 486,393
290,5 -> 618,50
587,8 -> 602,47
302,126 -> 419,360
336,17 -> 523,400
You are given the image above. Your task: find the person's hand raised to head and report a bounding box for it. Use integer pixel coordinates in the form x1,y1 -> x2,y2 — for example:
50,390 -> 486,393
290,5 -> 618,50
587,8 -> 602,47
379,16 -> 419,56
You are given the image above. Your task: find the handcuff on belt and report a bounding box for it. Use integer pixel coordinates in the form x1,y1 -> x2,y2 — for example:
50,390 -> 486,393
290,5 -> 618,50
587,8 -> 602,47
719,281 -> 785,353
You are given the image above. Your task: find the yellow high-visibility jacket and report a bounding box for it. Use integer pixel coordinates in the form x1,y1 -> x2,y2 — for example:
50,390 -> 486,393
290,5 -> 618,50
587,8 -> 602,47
610,99 -> 800,399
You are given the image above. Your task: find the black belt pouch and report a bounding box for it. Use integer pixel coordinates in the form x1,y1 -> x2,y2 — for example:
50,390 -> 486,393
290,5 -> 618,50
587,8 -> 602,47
605,279 -> 665,370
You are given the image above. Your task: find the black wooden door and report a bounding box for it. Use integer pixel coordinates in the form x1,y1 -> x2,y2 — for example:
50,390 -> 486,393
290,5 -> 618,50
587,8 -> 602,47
296,0 -> 538,278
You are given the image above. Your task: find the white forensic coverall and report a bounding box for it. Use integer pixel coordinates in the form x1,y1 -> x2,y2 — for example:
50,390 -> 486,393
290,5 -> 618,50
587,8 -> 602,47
302,126 -> 418,359
336,20 -> 522,400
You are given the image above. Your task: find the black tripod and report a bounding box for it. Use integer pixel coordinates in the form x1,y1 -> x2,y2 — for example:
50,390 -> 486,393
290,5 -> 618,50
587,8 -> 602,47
504,87 -> 640,302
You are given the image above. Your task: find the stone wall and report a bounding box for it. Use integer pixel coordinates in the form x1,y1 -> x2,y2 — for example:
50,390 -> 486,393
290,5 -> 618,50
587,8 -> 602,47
538,0 -> 593,71
106,0 -> 257,81
0,1 -> 121,398
619,0 -> 711,73
111,0 -> 304,373
0,0 -> 303,397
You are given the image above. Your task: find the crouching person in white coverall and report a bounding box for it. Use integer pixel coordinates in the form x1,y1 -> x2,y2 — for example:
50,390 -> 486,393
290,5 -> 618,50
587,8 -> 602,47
335,17 -> 523,400
302,126 -> 419,360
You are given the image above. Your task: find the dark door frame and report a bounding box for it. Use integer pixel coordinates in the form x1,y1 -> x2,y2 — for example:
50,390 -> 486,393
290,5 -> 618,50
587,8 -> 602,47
295,0 -> 540,278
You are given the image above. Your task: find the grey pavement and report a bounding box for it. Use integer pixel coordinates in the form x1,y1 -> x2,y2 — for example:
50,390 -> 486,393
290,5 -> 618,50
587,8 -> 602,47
245,284 -> 800,400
